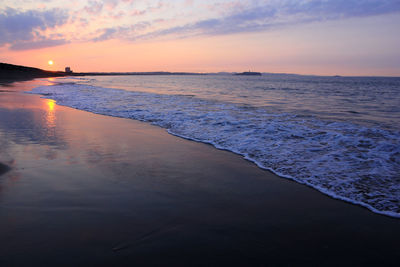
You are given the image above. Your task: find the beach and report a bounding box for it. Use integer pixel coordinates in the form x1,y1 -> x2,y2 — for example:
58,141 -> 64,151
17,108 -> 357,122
0,79 -> 399,266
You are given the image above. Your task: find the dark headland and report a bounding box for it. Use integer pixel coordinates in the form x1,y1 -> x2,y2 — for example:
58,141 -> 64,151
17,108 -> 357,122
0,62 -> 68,82
0,62 -> 205,83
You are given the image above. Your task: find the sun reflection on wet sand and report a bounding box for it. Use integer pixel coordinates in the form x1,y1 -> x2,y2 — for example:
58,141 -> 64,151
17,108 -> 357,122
45,99 -> 56,129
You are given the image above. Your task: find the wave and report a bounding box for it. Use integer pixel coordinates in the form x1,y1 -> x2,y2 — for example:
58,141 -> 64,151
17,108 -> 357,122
28,83 -> 400,218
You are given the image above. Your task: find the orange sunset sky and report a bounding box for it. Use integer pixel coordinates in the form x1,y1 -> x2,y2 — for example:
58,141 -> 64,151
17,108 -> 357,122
1,0 -> 400,76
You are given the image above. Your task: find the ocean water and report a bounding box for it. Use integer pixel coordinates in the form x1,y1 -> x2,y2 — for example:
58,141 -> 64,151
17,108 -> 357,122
29,74 -> 400,217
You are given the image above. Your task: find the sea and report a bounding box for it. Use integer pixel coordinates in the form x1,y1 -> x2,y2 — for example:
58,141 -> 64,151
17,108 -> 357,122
28,74 -> 400,218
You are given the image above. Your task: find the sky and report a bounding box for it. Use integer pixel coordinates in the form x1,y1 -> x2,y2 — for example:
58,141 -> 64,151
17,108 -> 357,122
1,0 -> 400,76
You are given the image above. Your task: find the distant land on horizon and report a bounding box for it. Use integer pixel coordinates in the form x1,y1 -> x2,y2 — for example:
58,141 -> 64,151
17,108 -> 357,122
1,63 -> 399,81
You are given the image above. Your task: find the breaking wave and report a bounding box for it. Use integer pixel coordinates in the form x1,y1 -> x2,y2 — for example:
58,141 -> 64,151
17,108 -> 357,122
29,83 -> 400,218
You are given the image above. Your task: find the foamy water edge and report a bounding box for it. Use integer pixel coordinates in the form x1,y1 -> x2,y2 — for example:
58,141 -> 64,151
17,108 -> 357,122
27,83 -> 400,218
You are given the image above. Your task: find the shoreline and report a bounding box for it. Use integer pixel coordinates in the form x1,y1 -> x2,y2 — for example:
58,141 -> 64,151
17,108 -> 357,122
0,79 -> 399,265
30,76 -> 399,219
166,129 -> 400,219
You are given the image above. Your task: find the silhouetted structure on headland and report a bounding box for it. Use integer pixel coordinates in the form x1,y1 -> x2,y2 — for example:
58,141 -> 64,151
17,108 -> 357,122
0,62 -> 67,81
0,62 -> 206,82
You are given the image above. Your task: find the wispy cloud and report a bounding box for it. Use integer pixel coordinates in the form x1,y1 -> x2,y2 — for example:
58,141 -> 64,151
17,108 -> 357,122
84,0 -> 103,15
92,28 -> 118,42
129,0 -> 400,40
0,7 -> 69,50
1,0 -> 400,50
92,22 -> 151,42
10,39 -> 69,51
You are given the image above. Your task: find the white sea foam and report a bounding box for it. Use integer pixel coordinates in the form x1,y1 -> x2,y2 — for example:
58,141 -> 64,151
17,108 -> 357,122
29,83 -> 400,218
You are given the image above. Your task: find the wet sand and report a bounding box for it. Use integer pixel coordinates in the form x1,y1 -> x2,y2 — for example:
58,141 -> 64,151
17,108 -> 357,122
0,80 -> 399,266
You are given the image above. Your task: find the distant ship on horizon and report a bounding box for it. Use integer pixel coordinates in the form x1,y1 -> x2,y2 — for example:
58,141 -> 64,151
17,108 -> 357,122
234,71 -> 262,76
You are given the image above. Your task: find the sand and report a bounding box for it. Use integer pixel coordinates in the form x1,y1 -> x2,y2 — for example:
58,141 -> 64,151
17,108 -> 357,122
0,79 -> 399,266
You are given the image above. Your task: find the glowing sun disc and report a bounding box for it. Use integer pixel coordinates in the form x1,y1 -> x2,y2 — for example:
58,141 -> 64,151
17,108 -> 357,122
48,60 -> 54,65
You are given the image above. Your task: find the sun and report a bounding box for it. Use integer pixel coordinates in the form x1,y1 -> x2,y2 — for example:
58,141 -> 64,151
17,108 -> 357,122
48,60 -> 54,65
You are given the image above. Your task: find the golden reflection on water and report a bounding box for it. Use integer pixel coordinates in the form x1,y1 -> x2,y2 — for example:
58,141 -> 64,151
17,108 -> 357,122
46,99 -> 56,129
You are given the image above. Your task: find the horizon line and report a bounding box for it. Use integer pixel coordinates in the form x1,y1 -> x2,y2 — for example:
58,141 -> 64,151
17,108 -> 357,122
1,62 -> 400,78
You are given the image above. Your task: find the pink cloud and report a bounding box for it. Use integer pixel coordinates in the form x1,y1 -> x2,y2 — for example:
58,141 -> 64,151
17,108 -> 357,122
104,0 -> 118,10
185,0 -> 194,7
109,11 -> 125,19
84,1 -> 103,15
130,9 -> 146,16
